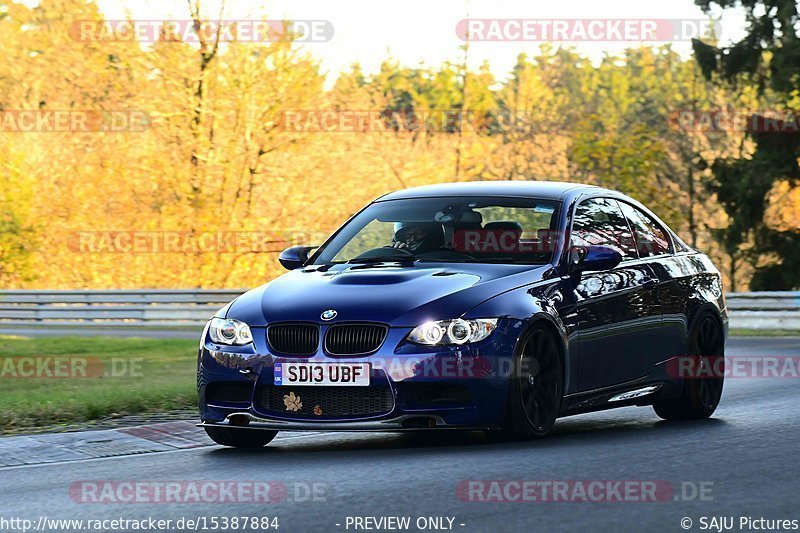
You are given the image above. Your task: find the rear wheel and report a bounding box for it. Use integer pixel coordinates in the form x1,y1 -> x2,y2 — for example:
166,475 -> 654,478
654,314 -> 725,421
492,324 -> 563,440
204,426 -> 278,448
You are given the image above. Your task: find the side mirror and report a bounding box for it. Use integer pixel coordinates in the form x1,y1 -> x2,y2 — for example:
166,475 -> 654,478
279,245 -> 315,270
570,245 -> 623,273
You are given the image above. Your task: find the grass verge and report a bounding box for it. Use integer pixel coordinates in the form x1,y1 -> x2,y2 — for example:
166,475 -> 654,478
730,329 -> 800,337
0,335 -> 197,431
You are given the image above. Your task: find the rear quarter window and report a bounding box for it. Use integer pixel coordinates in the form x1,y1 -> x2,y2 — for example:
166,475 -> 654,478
617,201 -> 673,258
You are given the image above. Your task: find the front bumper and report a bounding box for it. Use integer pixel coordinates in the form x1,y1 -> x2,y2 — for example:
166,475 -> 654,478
197,319 -> 523,430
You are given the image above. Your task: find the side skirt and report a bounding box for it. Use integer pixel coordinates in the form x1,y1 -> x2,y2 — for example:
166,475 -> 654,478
558,378 -> 677,417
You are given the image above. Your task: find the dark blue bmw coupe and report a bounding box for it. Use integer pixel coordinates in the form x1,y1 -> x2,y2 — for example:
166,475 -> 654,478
198,181 -> 727,447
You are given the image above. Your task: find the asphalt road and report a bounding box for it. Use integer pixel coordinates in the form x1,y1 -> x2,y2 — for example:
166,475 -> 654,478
0,337 -> 797,533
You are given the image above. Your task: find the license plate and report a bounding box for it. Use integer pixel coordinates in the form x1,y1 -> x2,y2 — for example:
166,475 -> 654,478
274,362 -> 371,387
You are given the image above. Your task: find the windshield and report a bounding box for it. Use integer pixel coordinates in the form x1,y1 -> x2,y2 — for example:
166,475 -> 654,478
312,196 -> 560,265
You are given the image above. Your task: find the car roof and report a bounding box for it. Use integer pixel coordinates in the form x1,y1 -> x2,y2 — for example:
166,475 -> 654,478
376,180 -> 600,202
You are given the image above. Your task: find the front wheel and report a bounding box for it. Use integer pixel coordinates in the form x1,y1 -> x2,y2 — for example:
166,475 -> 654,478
204,426 -> 278,448
492,324 -> 563,440
654,314 -> 725,421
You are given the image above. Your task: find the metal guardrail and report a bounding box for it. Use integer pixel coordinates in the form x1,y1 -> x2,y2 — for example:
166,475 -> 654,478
726,291 -> 800,331
0,290 -> 797,330
0,289 -> 243,327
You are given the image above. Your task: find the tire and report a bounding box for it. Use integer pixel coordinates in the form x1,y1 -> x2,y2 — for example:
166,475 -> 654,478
492,324 -> 563,440
204,426 -> 278,448
654,313 -> 725,421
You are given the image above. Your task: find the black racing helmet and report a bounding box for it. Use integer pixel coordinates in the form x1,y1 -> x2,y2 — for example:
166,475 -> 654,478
392,222 -> 445,254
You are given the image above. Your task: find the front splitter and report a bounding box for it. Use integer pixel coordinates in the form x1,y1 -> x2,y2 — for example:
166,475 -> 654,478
198,412 -> 493,432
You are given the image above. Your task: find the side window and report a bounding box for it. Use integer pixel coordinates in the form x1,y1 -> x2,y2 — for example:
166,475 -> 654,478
571,198 -> 637,260
618,201 -> 673,258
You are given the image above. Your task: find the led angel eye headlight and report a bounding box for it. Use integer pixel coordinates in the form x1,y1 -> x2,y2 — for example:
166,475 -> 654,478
408,318 -> 498,346
208,317 -> 253,345
414,321 -> 444,344
447,319 -> 472,344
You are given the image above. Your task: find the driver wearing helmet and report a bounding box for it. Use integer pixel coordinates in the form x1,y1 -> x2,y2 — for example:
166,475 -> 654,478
390,222 -> 444,254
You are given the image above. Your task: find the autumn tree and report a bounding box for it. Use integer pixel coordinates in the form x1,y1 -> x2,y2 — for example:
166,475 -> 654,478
693,0 -> 800,289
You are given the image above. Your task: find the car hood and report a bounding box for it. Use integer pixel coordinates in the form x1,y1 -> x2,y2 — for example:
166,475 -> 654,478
226,262 -> 554,327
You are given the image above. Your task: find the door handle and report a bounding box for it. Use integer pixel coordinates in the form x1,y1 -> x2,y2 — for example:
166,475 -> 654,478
641,277 -> 658,288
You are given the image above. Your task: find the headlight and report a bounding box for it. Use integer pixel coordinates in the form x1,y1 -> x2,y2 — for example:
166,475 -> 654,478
408,318 -> 498,346
208,317 -> 253,345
